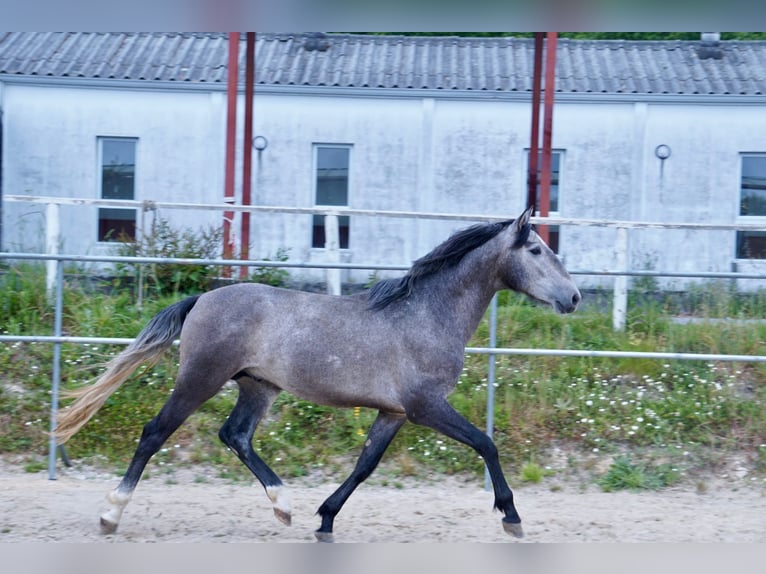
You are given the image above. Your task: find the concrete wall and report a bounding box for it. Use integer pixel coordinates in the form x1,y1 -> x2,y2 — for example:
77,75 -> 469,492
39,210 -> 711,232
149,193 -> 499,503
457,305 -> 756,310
1,83 -> 226,257
2,79 -> 765,288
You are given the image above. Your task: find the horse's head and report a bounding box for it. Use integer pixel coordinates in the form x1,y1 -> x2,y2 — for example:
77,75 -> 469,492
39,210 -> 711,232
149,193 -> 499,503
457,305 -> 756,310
500,206 -> 581,314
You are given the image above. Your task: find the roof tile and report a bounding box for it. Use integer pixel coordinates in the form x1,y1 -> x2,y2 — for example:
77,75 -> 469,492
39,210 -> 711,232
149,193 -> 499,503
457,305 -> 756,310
0,32 -> 765,96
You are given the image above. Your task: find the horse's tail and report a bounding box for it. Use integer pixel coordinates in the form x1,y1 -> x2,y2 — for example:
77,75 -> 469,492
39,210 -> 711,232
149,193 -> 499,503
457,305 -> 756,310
54,295 -> 201,444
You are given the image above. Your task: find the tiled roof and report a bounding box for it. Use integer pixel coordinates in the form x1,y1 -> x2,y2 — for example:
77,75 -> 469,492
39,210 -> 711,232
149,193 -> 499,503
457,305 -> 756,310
0,32 -> 764,96
0,32 -> 231,83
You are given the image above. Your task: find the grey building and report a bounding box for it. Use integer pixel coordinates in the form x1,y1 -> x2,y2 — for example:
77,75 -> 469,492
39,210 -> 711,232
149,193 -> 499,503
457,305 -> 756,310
1,32 -> 765,287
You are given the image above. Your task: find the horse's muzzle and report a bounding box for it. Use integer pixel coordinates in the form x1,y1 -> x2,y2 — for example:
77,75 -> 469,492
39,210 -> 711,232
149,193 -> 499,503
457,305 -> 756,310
554,290 -> 581,314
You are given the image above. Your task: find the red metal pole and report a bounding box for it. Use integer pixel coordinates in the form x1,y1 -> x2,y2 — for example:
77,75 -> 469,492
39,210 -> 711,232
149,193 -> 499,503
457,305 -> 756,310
527,32 -> 544,211
223,32 -> 240,276
239,32 -> 255,279
538,32 -> 558,244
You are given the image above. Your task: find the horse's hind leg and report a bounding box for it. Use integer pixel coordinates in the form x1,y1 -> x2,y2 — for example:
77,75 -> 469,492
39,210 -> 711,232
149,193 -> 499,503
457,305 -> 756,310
100,368 -> 227,534
315,411 -> 406,542
218,377 -> 289,524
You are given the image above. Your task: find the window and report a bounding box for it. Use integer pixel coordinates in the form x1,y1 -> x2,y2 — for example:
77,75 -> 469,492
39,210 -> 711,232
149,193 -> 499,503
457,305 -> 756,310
98,137 -> 137,242
527,149 -> 562,253
312,145 -> 350,249
736,154 -> 766,259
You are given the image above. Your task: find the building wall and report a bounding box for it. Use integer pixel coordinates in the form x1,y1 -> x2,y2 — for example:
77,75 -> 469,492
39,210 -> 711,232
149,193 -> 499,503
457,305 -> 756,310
2,79 -> 765,288
1,83 -> 226,256
631,102 -> 766,288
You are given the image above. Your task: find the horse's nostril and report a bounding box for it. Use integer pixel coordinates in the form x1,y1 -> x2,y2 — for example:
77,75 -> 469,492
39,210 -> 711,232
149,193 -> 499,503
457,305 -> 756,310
572,292 -> 581,306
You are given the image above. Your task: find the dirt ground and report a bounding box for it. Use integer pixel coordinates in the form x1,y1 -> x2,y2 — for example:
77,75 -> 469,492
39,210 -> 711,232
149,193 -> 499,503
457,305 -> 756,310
1,457 -> 764,543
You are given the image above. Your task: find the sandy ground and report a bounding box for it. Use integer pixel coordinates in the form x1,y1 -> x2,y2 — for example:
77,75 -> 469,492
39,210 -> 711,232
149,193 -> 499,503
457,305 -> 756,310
1,458 -> 764,543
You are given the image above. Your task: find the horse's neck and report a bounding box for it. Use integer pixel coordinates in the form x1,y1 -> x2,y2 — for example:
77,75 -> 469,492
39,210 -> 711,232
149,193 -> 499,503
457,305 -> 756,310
421,248 -> 500,345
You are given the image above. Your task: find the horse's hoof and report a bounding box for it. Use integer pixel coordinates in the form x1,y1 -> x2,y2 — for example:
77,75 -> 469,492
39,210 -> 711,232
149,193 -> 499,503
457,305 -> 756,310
502,518 -> 524,538
314,530 -> 335,543
100,517 -> 118,535
273,507 -> 292,526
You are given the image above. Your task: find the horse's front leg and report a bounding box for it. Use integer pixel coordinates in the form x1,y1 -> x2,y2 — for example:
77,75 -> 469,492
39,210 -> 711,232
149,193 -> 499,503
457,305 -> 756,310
406,396 -> 523,538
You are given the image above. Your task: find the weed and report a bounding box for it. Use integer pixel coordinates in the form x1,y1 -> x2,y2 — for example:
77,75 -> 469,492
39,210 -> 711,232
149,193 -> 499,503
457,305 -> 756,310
112,217 -> 223,296
23,459 -> 46,473
249,248 -> 291,287
519,461 -> 547,483
599,455 -> 681,491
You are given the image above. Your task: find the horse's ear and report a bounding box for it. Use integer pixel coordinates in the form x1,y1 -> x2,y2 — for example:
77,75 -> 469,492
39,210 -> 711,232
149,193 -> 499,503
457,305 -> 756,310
514,205 -> 534,232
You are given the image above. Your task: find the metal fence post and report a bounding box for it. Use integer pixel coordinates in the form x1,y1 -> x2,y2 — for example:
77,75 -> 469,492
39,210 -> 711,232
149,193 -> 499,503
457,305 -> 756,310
48,259 -> 64,480
484,293 -> 498,491
613,226 -> 629,331
324,212 -> 341,296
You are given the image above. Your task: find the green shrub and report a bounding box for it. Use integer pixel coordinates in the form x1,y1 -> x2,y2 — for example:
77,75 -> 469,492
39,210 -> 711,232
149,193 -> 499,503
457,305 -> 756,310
599,455 -> 681,491
113,217 -> 223,295
519,461 -> 547,483
0,263 -> 51,333
249,247 -> 291,287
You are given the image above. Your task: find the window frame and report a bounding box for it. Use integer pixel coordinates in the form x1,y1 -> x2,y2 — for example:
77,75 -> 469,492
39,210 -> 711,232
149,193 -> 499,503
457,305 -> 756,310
97,136 -> 138,243
311,143 -> 352,250
735,152 -> 766,260
525,148 -> 564,254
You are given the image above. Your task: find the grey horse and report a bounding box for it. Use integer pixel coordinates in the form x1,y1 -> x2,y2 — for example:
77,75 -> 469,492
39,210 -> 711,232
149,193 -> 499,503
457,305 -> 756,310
55,206 -> 581,541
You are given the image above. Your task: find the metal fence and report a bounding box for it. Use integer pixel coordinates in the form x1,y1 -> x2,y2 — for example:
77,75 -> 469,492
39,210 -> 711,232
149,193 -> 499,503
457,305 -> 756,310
2,195 -> 766,482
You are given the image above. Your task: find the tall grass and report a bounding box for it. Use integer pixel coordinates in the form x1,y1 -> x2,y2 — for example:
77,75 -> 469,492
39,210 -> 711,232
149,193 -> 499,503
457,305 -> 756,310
1,263 -> 764,486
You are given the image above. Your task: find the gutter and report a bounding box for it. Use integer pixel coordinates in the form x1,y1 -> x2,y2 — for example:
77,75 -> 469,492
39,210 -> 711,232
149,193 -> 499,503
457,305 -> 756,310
1,73 -> 764,106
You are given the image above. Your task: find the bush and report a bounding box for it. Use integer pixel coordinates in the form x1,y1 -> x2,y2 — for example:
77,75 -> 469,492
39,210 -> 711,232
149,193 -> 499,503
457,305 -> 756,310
250,247 -> 291,287
114,217 -> 223,295
0,263 -> 51,333
599,455 -> 681,491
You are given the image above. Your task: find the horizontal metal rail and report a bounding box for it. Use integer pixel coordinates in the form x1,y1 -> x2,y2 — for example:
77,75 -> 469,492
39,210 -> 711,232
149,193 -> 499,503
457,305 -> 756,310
2,252 -> 765,281
0,251 -> 410,271
6,194 -> 766,230
0,336 -> 135,345
1,335 -> 763,364
465,346 -> 766,363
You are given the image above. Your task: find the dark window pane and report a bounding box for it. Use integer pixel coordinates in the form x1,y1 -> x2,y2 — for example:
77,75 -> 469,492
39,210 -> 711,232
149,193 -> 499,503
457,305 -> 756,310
527,151 -> 561,253
313,146 -> 350,248
531,151 -> 560,212
737,231 -> 766,259
740,156 -> 766,216
548,225 -> 560,253
98,208 -> 136,242
312,214 -> 349,249
101,139 -> 136,201
316,147 -> 349,206
99,138 -> 137,241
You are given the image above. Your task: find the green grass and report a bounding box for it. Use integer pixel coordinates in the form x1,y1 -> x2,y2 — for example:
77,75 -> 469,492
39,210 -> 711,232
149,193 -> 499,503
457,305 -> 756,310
519,460 -> 553,483
1,263 -> 765,487
599,455 -> 681,491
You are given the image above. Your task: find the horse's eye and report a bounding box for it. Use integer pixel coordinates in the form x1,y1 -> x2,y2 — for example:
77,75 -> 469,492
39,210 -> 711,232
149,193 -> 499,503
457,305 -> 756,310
530,246 -> 542,255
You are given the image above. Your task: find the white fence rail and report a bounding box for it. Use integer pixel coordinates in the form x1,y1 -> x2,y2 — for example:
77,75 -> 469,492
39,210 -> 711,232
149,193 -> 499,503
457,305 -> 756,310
7,194 -> 766,329
2,195 -> 766,482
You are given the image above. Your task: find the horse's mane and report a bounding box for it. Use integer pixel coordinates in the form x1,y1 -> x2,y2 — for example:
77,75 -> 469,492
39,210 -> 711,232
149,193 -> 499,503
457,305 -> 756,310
367,218 -> 530,311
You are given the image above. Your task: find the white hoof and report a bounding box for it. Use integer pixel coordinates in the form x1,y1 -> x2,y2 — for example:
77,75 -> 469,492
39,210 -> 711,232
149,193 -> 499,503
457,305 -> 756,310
100,516 -> 119,534
99,488 -> 132,535
266,485 -> 292,526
